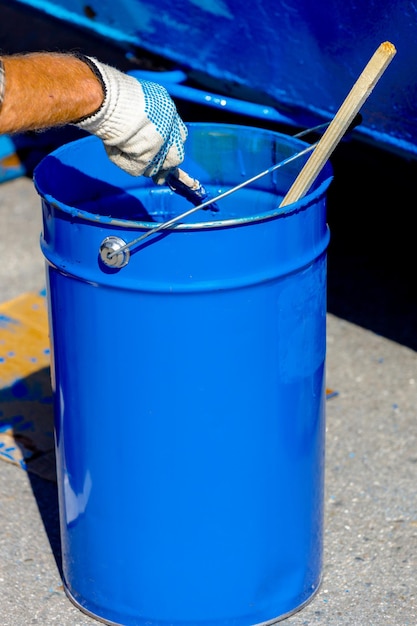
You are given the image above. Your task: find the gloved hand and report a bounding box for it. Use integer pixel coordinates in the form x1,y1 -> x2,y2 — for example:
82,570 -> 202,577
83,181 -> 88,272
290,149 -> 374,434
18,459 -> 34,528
75,56 -> 187,184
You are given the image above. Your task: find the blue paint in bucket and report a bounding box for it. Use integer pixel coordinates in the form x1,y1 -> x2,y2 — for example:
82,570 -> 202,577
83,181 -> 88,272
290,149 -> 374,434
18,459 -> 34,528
34,123 -> 333,626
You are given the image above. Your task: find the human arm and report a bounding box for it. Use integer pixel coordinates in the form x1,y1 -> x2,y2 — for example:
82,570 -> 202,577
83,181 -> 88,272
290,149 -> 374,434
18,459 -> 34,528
0,52 -> 187,183
0,53 -> 103,133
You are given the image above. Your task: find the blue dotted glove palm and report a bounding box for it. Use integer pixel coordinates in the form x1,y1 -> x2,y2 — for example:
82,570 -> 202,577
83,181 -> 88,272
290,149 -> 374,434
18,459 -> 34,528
75,57 -> 187,184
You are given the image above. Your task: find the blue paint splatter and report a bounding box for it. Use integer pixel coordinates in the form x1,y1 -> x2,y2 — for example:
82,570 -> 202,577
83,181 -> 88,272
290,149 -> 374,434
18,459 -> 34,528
17,420 -> 34,433
326,389 -> 339,399
10,380 -> 29,398
0,442 -> 18,462
0,415 -> 25,431
0,314 -> 19,329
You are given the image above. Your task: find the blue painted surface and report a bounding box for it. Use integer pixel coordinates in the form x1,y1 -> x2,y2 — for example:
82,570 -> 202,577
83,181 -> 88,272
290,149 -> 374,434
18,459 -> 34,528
35,124 -> 332,625
11,0 -> 417,157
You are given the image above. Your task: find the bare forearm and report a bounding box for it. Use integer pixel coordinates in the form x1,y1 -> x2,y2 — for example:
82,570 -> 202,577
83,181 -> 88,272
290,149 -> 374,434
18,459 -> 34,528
0,53 -> 188,183
0,52 -> 104,134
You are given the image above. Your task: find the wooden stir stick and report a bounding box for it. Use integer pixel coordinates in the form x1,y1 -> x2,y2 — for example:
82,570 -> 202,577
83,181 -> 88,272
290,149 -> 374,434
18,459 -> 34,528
279,41 -> 397,208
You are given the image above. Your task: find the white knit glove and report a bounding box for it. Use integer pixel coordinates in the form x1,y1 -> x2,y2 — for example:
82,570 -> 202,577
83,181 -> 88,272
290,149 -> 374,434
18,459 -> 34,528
75,57 -> 187,184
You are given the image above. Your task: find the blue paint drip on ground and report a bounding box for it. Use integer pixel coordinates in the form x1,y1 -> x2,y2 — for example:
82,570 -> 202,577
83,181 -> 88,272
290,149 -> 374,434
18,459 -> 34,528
0,415 -> 25,431
0,442 -> 18,462
0,314 -> 19,329
10,380 -> 30,398
326,390 -> 339,399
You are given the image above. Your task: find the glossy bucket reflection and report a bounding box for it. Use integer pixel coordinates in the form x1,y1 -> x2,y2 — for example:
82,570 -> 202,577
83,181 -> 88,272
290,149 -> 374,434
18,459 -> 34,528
34,123 -> 333,626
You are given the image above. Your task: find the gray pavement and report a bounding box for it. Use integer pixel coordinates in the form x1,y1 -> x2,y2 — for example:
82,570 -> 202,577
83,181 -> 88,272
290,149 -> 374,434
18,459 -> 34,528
0,170 -> 416,626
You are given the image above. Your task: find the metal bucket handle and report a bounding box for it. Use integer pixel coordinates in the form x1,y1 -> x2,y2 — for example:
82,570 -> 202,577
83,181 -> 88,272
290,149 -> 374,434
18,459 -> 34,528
98,142 -> 317,268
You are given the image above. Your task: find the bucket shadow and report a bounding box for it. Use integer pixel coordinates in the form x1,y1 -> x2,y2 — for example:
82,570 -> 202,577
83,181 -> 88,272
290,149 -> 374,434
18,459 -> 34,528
0,368 -> 62,576
24,457 -> 62,577
326,139 -> 417,352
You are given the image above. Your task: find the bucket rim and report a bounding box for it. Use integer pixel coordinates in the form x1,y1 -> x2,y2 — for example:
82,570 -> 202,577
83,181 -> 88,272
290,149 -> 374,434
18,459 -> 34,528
34,123 -> 333,231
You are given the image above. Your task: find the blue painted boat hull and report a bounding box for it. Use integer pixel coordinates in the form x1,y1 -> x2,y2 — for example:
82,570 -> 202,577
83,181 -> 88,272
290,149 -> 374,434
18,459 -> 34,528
11,0 -> 417,157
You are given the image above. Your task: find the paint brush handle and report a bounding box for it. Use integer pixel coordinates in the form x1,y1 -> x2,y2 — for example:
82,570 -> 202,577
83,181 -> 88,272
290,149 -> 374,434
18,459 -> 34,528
166,168 -> 219,211
279,41 -> 397,208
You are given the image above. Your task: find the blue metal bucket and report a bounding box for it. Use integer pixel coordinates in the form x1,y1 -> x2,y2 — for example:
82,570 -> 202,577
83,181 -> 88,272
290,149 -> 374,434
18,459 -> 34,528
34,123 -> 333,626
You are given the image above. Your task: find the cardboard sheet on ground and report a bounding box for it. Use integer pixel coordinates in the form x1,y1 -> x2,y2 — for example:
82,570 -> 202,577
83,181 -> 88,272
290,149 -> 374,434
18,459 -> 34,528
0,290 -> 55,482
